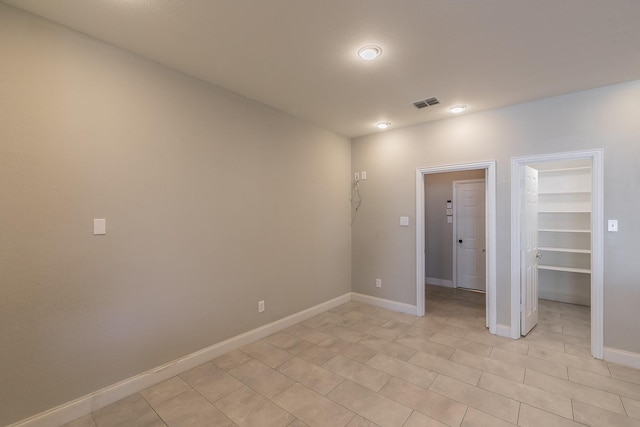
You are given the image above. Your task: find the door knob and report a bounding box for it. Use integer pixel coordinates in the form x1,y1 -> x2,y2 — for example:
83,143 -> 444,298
458,239 -> 463,243
536,253 -> 543,259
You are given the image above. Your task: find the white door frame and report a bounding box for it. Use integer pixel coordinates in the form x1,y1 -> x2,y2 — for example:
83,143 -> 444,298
452,179 -> 486,290
416,161 -> 497,335
510,149 -> 603,359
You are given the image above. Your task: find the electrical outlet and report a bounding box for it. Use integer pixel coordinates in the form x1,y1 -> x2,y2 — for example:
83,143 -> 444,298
361,171 -> 367,180
258,300 -> 265,313
375,279 -> 382,288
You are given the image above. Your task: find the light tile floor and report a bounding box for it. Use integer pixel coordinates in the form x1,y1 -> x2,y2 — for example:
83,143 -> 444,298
63,285 -> 640,427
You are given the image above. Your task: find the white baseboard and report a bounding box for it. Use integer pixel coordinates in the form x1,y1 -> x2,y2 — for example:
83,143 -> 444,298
425,277 -> 453,288
351,292 -> 418,316
6,396 -> 94,427
603,347 -> 640,370
8,293 -> 351,427
495,323 -> 513,339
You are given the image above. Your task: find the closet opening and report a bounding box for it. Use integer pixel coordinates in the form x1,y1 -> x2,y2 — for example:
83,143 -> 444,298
511,150 -> 603,359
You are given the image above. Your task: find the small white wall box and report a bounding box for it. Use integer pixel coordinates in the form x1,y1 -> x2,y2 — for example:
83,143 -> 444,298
93,219 -> 106,235
400,216 -> 409,226
447,201 -> 452,208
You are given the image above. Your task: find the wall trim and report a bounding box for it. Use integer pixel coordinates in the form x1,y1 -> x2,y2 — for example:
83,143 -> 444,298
8,292 -> 351,427
604,347 -> 640,370
495,323 -> 512,338
425,277 -> 453,288
351,292 -> 418,315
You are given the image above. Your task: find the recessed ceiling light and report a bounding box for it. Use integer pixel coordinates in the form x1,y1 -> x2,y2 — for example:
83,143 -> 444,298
358,45 -> 382,61
449,105 -> 467,114
376,122 -> 390,130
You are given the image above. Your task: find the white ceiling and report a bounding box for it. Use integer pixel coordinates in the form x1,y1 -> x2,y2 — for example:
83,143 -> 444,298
5,0 -> 640,137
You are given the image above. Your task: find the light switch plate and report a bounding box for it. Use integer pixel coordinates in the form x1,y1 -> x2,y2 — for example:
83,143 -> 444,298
93,218 -> 106,235
608,219 -> 618,232
400,216 -> 409,226
447,216 -> 453,223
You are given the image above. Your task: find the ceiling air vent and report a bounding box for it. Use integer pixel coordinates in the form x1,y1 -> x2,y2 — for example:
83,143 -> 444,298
413,97 -> 440,109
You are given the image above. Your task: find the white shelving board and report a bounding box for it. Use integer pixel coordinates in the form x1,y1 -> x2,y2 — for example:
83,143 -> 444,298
538,265 -> 591,274
539,246 -> 591,254
538,228 -> 590,233
535,164 -> 592,304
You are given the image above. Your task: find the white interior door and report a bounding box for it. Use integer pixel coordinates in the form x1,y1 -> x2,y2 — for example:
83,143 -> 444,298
521,165 -> 539,335
454,181 -> 486,291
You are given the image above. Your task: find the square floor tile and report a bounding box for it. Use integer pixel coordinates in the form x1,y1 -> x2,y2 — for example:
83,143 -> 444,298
153,390 -> 234,427
323,355 -> 391,392
327,380 -> 412,427
272,383 -> 355,427
215,386 -> 295,427
379,377 -> 467,427
93,394 -> 165,427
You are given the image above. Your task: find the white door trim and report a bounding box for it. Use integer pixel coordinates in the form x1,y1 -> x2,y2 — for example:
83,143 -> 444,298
415,161 -> 497,335
510,149 -> 603,359
452,179 -> 486,290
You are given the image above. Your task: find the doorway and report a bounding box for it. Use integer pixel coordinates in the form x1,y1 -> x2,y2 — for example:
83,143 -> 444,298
415,161 -> 497,335
511,149 -> 603,358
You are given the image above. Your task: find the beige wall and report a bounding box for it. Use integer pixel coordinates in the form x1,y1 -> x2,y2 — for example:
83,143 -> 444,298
424,170 -> 485,283
352,79 -> 640,354
4,3 -> 640,425
0,5 -> 351,425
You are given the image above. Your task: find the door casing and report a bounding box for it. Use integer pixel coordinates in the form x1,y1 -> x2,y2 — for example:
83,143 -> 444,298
416,160 -> 497,335
510,149 -> 603,359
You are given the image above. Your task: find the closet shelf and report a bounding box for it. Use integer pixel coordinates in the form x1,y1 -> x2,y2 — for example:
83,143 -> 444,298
535,164 -> 592,306
538,228 -> 590,233
538,166 -> 591,173
539,247 -> 591,254
538,265 -> 591,274
539,209 -> 591,213
538,191 -> 591,195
